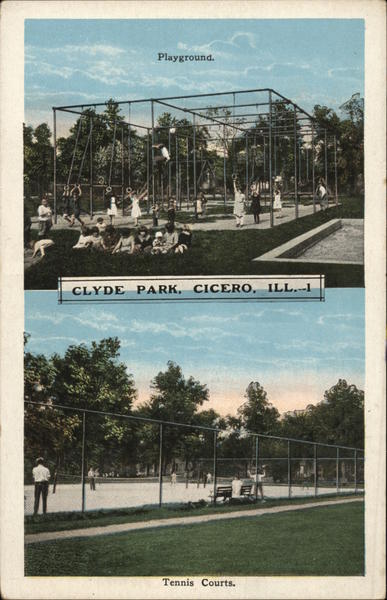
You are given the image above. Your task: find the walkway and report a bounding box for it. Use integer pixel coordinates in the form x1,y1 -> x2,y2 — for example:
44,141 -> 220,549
25,496 -> 362,545
29,203 -> 338,233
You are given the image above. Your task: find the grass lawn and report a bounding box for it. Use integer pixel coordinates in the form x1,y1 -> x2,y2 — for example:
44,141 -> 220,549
25,501 -> 364,576
25,493 -> 361,535
25,197 -> 364,289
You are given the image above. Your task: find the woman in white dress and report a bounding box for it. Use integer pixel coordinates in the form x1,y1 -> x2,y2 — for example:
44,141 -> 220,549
130,187 -> 147,226
273,186 -> 282,219
105,187 -> 118,225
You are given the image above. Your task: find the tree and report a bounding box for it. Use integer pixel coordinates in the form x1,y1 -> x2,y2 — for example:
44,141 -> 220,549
136,361 -> 209,473
24,337 -> 138,478
237,381 -> 280,435
309,379 -> 364,447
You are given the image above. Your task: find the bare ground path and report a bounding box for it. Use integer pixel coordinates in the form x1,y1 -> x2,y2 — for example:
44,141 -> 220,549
30,203 -> 338,233
25,496 -> 362,545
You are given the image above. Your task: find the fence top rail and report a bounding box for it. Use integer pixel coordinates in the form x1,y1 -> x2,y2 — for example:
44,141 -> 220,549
24,400 -> 364,453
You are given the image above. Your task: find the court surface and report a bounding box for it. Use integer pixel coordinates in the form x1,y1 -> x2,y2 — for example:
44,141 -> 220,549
24,479 -> 361,515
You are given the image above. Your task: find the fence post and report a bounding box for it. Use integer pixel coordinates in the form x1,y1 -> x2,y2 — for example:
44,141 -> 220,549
287,440 -> 291,498
81,410 -> 86,513
158,423 -> 163,507
314,443 -> 318,497
336,447 -> 340,494
255,436 -> 259,500
53,108 -> 57,223
354,449 -> 357,494
212,431 -> 218,504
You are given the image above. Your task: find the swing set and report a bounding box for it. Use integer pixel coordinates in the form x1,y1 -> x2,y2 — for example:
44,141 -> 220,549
53,89 -> 339,227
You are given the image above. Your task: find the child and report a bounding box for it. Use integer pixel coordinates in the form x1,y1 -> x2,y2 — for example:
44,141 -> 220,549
152,143 -> 170,163
89,227 -> 103,250
62,185 -> 73,225
167,199 -> 176,225
69,184 -> 84,226
175,224 -> 192,254
72,226 -> 93,250
96,217 -> 107,235
130,187 -> 147,227
163,222 -> 178,253
194,195 -> 203,220
133,225 -> 153,254
102,225 -> 120,254
151,230 -> 167,255
105,186 -> 118,225
232,176 -> 246,228
152,202 -> 160,227
250,182 -> 261,224
273,186 -> 282,218
113,228 -> 135,254
37,197 -> 53,237
32,239 -> 54,258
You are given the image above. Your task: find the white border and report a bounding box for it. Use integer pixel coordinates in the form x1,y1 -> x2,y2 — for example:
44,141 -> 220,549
1,1 -> 385,598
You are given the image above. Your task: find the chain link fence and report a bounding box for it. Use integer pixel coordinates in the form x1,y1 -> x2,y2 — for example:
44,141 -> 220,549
25,401 -> 364,515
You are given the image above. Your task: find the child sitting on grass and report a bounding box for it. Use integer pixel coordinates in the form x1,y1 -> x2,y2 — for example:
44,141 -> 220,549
175,224 -> 192,254
73,226 -> 94,250
102,225 -> 120,254
32,239 -> 55,258
96,217 -> 107,234
113,228 -> 135,254
151,231 -> 167,255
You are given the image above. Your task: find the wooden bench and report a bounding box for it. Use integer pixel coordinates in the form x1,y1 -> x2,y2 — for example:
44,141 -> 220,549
209,485 -> 232,502
240,484 -> 254,498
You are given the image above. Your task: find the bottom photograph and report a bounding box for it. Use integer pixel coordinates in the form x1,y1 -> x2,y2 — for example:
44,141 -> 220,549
24,289 -> 364,577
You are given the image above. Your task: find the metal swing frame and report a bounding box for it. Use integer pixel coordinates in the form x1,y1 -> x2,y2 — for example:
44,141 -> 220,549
53,88 -> 339,226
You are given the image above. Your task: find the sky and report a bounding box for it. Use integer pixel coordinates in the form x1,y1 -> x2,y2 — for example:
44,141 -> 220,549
25,288 -> 365,417
25,19 -> 364,134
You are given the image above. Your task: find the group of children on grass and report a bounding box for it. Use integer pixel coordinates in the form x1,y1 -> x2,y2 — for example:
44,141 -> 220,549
72,220 -> 192,256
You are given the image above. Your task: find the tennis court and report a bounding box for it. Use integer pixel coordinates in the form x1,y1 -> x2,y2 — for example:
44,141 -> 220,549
24,476 -> 362,515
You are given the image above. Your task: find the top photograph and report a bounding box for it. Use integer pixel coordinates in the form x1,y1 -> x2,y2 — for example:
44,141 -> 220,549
24,19 -> 364,289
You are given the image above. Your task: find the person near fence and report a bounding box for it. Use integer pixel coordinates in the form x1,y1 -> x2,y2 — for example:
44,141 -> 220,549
250,183 -> 261,224
32,457 -> 50,515
88,467 -> 96,491
170,471 -> 177,486
316,178 -> 329,210
231,474 -> 242,497
255,466 -> 266,502
232,176 -> 246,228
37,197 -> 53,237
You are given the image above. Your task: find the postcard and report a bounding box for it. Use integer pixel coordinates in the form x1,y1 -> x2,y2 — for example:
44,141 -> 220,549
0,1 -> 385,599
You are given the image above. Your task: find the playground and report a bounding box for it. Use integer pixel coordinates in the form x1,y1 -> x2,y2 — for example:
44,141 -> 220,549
24,88 -> 364,288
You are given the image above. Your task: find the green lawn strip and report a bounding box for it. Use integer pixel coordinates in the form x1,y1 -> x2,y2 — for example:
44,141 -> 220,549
25,493 -> 362,535
25,197 -> 364,290
25,502 -> 364,576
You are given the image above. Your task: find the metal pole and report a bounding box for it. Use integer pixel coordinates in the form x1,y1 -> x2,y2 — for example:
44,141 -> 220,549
354,449 -> 357,494
158,424 -> 163,507
245,135 -> 249,200
175,134 -> 179,205
314,444 -> 318,497
186,136 -> 190,209
89,117 -> 93,218
212,431 -> 218,503
294,106 -> 298,219
193,115 -> 197,199
146,129 -> 150,213
128,110 -> 131,189
121,126 -> 124,216
223,124 -> 227,208
81,411 -> 86,513
298,142 -> 301,183
263,136 -> 266,205
324,129 -> 328,188
53,108 -> 57,223
151,101 -> 155,206
288,440 -> 291,498
334,134 -> 338,206
168,128 -> 171,201
312,123 -> 315,212
336,447 -> 339,494
255,436 -> 259,500
269,91 -> 274,227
